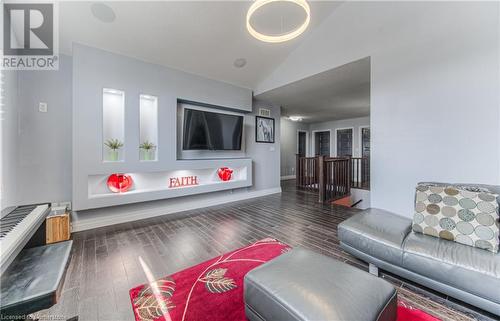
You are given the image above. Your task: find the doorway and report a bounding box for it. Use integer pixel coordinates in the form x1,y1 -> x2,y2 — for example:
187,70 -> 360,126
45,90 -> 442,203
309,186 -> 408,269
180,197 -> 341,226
361,127 -> 370,158
336,128 -> 353,157
360,126 -> 371,188
297,131 -> 307,156
314,131 -> 330,156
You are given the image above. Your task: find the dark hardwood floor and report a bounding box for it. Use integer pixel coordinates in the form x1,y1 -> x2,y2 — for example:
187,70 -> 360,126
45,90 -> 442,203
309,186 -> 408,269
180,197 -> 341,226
35,180 -> 496,321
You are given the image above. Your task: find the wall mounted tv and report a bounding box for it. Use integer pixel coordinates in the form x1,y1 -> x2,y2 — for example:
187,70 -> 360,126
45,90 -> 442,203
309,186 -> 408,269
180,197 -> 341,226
183,108 -> 244,150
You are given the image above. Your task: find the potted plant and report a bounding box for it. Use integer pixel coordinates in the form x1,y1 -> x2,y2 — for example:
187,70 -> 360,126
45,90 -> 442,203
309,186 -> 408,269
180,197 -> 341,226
104,138 -> 123,161
139,141 -> 156,161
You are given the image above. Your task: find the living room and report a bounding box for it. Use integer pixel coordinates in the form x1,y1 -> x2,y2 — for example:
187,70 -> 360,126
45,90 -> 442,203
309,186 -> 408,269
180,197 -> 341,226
1,1 -> 499,321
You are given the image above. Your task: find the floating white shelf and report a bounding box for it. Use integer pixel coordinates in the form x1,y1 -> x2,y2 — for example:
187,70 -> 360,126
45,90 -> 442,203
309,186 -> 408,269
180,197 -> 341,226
77,158 -> 253,210
88,166 -> 247,197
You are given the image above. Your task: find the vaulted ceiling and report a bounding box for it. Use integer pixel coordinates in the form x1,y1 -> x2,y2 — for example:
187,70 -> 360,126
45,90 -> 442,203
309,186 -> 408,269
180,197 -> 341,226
59,1 -> 341,89
58,1 -> 369,121
255,57 -> 370,123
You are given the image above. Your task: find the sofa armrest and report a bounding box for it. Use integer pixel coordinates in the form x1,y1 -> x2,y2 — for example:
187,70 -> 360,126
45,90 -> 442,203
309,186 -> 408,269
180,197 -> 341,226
338,208 -> 412,265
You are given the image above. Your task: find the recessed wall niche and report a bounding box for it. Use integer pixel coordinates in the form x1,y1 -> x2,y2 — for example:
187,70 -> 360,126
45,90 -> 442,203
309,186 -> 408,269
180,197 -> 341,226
139,94 -> 158,161
102,88 -> 125,162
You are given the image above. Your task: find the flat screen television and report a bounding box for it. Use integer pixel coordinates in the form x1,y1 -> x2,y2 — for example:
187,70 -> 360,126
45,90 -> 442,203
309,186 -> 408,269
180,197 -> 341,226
183,108 -> 243,150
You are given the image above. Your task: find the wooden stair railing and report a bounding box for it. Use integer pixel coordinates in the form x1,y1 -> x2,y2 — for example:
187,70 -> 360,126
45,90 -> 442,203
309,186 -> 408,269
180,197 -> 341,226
319,156 -> 351,202
351,157 -> 370,190
296,154 -> 319,191
296,155 -> 355,203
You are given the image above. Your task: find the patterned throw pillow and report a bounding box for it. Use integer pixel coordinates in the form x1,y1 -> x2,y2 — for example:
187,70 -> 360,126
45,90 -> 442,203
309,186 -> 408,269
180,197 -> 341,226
413,183 -> 500,253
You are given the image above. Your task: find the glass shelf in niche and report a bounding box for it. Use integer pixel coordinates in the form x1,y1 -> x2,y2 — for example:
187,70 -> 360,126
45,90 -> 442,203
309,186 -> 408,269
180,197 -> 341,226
103,88 -> 125,162
139,94 -> 158,161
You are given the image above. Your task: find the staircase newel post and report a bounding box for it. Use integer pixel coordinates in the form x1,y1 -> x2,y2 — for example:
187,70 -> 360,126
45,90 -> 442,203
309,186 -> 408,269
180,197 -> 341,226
318,155 -> 325,202
347,157 -> 352,195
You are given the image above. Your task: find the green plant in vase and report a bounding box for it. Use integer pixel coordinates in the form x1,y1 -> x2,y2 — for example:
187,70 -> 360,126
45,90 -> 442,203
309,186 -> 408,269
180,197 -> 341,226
104,138 -> 123,161
140,141 -> 156,161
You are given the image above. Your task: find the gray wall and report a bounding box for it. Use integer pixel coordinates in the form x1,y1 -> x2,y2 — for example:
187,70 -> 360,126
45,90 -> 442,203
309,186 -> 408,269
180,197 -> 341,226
16,55 -> 73,205
280,118 -> 308,177
251,100 -> 281,189
0,56 -> 72,209
258,1 -> 500,217
1,70 -> 19,210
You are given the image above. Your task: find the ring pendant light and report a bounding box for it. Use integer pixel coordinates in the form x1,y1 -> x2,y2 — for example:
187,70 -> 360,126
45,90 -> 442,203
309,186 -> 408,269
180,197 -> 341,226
246,0 -> 311,43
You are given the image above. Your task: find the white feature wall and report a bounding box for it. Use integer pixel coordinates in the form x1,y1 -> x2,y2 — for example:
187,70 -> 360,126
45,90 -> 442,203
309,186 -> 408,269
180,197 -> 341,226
258,2 -> 500,217
6,45 -> 280,229
72,44 -> 281,230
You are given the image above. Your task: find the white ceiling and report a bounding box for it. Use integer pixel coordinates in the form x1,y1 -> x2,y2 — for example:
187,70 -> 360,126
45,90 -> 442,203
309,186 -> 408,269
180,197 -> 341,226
59,1 -> 341,89
255,57 -> 370,123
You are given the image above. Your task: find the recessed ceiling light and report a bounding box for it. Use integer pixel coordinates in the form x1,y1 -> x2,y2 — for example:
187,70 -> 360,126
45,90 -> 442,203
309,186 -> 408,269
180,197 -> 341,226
91,2 -> 116,23
233,58 -> 247,68
289,116 -> 303,122
246,0 -> 311,43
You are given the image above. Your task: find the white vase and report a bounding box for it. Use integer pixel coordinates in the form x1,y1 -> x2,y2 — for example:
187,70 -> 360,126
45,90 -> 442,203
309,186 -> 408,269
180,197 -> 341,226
108,149 -> 119,161
141,149 -> 155,161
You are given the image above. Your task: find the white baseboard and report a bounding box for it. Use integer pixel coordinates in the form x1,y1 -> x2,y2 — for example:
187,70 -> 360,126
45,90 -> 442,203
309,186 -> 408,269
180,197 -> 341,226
280,175 -> 296,181
71,187 -> 282,232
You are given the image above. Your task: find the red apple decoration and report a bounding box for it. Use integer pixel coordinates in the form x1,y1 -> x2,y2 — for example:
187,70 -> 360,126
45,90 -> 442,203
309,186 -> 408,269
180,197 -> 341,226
107,173 -> 133,193
217,167 -> 233,181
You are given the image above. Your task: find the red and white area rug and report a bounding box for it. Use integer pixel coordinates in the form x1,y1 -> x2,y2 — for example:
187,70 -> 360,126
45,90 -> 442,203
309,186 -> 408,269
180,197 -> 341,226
129,238 -> 439,321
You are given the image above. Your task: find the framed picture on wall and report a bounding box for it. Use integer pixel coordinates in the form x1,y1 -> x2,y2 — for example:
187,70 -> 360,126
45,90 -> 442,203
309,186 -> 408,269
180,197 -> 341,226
255,116 -> 275,143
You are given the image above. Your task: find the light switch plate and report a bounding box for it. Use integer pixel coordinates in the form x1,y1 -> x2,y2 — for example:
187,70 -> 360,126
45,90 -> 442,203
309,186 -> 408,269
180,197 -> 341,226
39,102 -> 48,113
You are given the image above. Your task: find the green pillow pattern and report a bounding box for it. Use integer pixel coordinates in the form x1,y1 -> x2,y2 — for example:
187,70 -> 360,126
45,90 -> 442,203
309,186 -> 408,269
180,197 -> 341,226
413,184 -> 500,253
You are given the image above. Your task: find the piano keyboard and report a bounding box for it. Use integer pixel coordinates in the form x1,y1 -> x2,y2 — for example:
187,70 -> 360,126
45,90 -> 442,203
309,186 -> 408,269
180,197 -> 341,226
0,205 -> 38,239
0,204 -> 50,275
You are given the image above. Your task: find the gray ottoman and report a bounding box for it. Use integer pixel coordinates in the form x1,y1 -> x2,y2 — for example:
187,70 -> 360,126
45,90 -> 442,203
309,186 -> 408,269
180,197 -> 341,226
244,248 -> 397,321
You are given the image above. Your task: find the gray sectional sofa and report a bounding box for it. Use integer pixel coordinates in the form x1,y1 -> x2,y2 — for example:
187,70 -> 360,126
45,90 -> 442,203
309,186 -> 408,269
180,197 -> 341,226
339,207 -> 500,316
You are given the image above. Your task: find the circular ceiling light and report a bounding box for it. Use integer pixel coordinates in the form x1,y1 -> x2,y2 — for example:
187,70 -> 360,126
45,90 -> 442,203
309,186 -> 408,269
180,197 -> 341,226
289,116 -> 303,122
246,0 -> 310,43
91,2 -> 116,23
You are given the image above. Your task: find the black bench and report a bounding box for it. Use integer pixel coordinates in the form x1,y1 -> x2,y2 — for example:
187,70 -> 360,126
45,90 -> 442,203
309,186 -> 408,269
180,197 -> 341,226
0,241 -> 73,318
